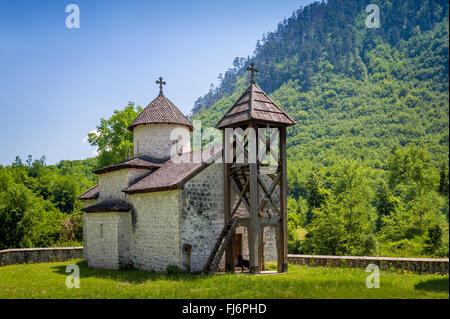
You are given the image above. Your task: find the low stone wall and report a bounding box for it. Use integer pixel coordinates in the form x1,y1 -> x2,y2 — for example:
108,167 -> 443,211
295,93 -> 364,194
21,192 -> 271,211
0,247 -> 83,266
287,254 -> 449,274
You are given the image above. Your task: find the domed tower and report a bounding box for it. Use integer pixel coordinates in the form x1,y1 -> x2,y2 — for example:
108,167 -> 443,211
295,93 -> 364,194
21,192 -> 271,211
128,77 -> 193,161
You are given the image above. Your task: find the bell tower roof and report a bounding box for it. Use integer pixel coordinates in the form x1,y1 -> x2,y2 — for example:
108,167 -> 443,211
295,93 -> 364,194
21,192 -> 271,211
215,64 -> 295,129
215,83 -> 295,129
128,77 -> 193,131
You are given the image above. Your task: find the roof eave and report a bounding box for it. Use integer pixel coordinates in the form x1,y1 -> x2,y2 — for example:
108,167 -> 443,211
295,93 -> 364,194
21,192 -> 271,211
128,122 -> 194,132
77,184 -> 100,200
124,184 -> 180,195
216,118 -> 295,129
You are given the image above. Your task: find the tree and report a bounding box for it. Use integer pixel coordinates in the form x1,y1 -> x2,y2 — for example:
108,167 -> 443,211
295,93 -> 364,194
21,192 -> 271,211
305,171 -> 329,224
51,175 -> 79,214
303,161 -> 376,256
438,163 -> 449,196
303,205 -> 347,255
424,224 -> 443,254
375,181 -> 400,230
12,156 -> 23,167
380,191 -> 443,241
87,102 -> 143,167
387,146 -> 437,198
0,175 -> 63,249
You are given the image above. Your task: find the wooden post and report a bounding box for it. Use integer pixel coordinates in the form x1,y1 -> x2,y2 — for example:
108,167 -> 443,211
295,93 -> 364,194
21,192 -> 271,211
184,244 -> 192,272
259,228 -> 265,271
223,131 -> 234,273
275,225 -> 283,272
248,123 -> 261,274
279,126 -> 288,273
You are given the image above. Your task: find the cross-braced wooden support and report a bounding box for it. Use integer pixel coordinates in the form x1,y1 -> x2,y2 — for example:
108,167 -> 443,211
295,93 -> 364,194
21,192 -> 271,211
222,124 -> 288,274
214,64 -> 294,275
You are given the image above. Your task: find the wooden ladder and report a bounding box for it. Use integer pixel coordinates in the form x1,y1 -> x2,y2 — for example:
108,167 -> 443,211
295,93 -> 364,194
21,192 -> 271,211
202,217 -> 238,274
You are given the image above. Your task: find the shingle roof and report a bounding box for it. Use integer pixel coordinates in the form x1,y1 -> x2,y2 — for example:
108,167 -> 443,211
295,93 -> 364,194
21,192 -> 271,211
93,156 -> 163,175
124,146 -> 222,194
77,184 -> 99,200
81,199 -> 133,213
215,83 -> 295,129
128,94 -> 193,131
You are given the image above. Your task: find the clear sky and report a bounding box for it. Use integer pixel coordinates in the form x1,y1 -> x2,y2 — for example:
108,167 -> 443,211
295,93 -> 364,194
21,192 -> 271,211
0,0 -> 315,165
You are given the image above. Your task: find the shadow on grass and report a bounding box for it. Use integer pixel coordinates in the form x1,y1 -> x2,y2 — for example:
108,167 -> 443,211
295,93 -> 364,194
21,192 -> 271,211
414,278 -> 449,293
51,260 -> 213,284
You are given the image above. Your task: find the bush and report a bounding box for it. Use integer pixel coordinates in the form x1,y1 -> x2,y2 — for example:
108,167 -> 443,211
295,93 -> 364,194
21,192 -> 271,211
288,238 -> 302,254
165,264 -> 183,275
362,234 -> 377,255
264,262 -> 277,271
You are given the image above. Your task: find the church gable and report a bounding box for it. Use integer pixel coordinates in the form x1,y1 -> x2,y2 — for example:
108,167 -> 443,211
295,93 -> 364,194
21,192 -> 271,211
98,168 -> 149,200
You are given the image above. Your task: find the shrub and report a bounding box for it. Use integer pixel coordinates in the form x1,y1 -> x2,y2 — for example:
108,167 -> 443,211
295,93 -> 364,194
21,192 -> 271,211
264,262 -> 277,271
165,264 -> 183,275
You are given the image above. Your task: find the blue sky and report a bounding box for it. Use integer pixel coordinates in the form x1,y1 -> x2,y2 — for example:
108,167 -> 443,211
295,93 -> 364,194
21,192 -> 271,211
0,0 -> 315,165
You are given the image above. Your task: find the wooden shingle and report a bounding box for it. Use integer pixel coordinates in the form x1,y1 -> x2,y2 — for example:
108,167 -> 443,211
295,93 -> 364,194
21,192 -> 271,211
215,83 -> 295,129
128,94 -> 193,131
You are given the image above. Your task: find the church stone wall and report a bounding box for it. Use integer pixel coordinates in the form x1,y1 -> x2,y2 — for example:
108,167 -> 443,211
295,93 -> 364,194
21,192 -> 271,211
82,199 -> 97,208
117,212 -> 132,268
98,168 -> 150,200
99,170 -> 129,200
128,190 -> 182,272
263,227 -> 277,262
180,163 -> 224,272
83,212 -> 119,269
133,124 -> 191,160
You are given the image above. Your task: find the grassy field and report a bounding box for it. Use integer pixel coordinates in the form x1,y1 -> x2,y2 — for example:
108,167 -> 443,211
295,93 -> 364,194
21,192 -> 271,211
0,260 -> 448,299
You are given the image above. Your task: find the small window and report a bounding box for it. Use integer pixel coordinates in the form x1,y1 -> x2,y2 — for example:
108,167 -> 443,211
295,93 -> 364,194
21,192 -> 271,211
99,224 -> 104,238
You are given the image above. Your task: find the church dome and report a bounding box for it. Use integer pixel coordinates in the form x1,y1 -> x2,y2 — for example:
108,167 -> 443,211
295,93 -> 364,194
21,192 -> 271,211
128,93 -> 193,132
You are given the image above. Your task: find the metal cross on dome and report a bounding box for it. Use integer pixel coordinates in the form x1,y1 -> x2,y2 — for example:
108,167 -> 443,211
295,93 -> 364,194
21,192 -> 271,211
156,76 -> 166,95
246,62 -> 259,84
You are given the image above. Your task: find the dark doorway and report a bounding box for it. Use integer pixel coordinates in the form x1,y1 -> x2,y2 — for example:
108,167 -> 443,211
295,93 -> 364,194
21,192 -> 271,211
234,233 -> 242,264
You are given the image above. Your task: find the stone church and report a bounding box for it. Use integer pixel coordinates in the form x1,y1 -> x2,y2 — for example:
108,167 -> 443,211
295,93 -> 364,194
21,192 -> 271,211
78,75 -> 294,273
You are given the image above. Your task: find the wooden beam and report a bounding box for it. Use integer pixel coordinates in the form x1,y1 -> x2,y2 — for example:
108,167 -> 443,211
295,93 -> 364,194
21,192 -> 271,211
223,131 -> 234,273
230,176 -> 251,214
256,173 -> 281,217
259,216 -> 281,226
230,177 -> 249,216
248,122 -> 260,274
279,126 -> 288,273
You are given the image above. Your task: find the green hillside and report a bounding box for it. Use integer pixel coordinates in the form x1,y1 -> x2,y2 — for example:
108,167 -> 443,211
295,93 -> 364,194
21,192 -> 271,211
191,0 -> 449,257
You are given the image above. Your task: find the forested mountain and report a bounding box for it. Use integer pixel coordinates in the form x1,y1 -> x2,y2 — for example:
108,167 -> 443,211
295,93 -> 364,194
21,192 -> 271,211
191,0 -> 449,257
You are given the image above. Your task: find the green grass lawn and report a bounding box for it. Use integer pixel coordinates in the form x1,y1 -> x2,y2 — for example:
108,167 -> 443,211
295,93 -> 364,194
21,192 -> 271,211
0,259 -> 448,299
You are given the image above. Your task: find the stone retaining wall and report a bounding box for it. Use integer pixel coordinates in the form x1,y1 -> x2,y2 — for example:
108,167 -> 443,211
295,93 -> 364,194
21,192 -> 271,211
2,248 -> 448,275
287,254 -> 449,274
0,247 -> 83,266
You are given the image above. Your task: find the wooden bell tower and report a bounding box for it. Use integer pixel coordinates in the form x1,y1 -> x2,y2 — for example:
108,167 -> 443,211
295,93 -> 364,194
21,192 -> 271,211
212,63 -> 296,274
